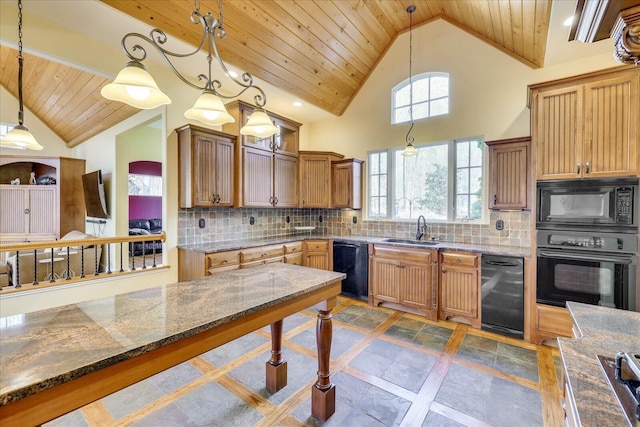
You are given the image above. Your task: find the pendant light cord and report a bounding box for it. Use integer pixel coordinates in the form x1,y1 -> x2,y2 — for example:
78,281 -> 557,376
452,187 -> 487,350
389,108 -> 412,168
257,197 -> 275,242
405,5 -> 416,146
17,0 -> 25,126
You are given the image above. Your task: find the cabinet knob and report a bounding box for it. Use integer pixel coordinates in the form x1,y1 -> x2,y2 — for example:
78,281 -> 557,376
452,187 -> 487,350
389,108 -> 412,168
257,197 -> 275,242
442,269 -> 447,274
576,162 -> 581,174
24,208 -> 30,215
302,198 -> 305,206
585,162 -> 590,174
456,258 -> 461,263
262,253 -> 267,257
493,195 -> 497,206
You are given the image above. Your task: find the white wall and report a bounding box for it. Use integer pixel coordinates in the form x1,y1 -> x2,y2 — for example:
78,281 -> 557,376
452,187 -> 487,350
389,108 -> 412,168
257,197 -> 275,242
305,19 -> 620,159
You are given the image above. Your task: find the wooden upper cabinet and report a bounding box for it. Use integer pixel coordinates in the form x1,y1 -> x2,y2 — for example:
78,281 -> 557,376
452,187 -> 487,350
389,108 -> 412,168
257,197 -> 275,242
222,100 -> 302,208
332,158 -> 363,209
223,100 -> 301,157
486,137 -> 530,210
273,154 -> 298,207
531,67 -> 639,180
298,151 -> 344,208
242,147 -> 273,207
177,124 -> 235,208
584,72 -> 638,178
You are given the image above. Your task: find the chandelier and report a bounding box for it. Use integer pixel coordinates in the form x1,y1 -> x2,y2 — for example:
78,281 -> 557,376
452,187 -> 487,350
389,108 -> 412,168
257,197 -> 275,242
101,0 -> 278,137
0,0 -> 43,151
401,5 -> 418,157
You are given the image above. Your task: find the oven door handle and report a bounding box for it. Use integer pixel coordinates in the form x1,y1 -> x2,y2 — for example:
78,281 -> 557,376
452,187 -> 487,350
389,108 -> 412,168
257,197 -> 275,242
538,250 -> 634,264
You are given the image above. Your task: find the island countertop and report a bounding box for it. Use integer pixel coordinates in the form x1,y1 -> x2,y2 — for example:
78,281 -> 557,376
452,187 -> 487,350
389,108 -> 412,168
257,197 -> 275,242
558,302 -> 640,427
0,263 -> 345,407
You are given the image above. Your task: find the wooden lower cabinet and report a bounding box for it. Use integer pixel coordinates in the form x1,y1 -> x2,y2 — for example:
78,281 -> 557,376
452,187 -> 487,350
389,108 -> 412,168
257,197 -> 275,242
303,240 -> 332,271
369,245 -> 438,321
532,304 -> 572,344
439,251 -> 481,329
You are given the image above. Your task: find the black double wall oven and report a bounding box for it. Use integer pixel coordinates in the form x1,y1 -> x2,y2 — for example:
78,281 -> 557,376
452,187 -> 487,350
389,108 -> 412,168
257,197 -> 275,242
536,178 -> 638,311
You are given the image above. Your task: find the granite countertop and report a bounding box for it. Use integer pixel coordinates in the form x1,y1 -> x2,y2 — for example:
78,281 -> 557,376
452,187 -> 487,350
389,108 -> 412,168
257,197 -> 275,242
0,263 -> 345,406
558,302 -> 640,427
179,234 -> 531,258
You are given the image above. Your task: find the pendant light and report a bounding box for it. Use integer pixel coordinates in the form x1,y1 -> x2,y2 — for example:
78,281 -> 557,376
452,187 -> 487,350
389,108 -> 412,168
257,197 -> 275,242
0,0 -> 43,151
401,5 -> 417,157
101,0 -> 277,137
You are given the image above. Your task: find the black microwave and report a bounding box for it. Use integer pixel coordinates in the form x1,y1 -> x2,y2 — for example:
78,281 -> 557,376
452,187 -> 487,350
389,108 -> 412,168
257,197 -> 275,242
537,178 -> 638,233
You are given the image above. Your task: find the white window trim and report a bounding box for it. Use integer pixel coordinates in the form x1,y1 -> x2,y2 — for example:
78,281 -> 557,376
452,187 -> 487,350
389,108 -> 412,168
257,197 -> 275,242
366,138 -> 488,224
391,72 -> 450,125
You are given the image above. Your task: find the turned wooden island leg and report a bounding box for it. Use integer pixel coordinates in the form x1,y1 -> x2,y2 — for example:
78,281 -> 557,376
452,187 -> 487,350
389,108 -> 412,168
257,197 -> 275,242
266,319 -> 287,392
312,296 -> 337,421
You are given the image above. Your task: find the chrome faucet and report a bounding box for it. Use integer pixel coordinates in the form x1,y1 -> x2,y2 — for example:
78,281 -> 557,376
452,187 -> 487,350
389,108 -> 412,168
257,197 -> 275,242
416,215 -> 427,240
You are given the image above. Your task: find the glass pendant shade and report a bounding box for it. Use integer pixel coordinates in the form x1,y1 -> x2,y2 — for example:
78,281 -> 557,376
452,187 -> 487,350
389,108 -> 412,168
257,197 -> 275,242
101,62 -> 171,109
240,109 -> 278,138
184,91 -> 235,126
0,125 -> 43,150
401,142 -> 417,156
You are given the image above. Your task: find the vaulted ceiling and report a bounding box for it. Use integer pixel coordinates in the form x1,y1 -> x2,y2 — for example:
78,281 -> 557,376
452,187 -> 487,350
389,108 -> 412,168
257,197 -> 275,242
2,0 -> 559,147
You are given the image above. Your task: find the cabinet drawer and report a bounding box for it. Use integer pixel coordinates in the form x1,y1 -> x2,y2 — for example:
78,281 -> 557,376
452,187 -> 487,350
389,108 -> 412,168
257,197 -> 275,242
207,264 -> 239,275
284,242 -> 303,254
240,245 -> 285,263
372,245 -> 434,262
537,304 -> 572,337
305,240 -> 329,251
206,251 -> 240,269
241,257 -> 284,268
441,251 -> 478,267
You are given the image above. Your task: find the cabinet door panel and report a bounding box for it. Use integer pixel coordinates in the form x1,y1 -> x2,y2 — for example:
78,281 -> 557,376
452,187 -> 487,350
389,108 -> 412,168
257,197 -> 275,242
300,157 -> 331,207
305,253 -> 329,270
215,139 -> 235,206
441,268 -> 478,317
371,257 -> 400,303
243,148 -> 273,207
402,263 -> 431,309
0,186 -> 27,234
29,187 -> 57,235
274,155 -> 298,207
488,140 -> 529,210
193,134 -> 216,207
536,86 -> 583,180
585,74 -> 638,177
332,162 -> 352,207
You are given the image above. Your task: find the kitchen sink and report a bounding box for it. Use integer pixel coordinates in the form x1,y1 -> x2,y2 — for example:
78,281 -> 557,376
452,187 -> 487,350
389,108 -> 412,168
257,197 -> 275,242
382,238 -> 439,246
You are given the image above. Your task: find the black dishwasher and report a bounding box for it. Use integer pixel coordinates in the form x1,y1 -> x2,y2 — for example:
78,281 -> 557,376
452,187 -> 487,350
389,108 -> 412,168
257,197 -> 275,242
333,240 -> 369,300
481,255 -> 524,339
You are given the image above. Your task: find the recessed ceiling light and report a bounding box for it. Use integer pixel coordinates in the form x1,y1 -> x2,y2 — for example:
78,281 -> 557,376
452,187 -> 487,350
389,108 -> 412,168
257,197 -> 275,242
293,101 -> 302,107
563,16 -> 574,26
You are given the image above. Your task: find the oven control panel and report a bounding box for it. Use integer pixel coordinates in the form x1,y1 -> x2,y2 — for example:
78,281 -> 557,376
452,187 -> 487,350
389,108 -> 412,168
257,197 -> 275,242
616,188 -> 633,225
537,230 -> 638,253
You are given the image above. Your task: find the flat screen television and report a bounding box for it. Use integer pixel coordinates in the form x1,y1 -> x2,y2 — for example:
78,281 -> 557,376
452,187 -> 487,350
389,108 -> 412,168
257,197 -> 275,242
82,170 -> 109,219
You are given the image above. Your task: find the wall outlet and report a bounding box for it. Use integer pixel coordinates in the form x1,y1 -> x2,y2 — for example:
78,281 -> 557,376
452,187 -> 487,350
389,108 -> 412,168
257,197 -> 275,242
286,215 -> 290,223
198,218 -> 205,229
352,216 -> 357,224
319,215 -> 323,223
496,219 -> 504,230
250,216 -> 255,225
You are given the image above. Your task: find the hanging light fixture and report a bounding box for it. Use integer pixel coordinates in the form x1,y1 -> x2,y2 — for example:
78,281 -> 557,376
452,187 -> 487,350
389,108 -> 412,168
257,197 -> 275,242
401,5 -> 418,157
101,0 -> 277,137
0,0 -> 43,151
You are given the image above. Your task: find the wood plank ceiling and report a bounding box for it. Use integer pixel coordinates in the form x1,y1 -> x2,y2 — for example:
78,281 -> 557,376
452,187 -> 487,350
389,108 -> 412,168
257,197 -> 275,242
1,0 -> 553,148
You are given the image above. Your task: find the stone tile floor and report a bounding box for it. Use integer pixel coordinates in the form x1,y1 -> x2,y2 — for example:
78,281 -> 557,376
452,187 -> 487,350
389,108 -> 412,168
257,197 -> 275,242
46,297 -> 559,427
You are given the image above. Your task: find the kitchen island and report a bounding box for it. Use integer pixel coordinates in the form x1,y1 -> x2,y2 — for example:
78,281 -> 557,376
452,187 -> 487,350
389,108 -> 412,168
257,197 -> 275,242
0,263 -> 345,427
559,302 -> 640,427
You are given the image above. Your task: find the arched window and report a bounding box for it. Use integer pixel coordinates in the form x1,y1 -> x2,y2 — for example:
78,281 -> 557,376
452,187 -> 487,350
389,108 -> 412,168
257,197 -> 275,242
391,72 -> 449,124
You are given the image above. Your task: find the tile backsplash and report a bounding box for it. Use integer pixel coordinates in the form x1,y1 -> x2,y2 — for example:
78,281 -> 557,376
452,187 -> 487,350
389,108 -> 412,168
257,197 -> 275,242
178,208 -> 531,248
